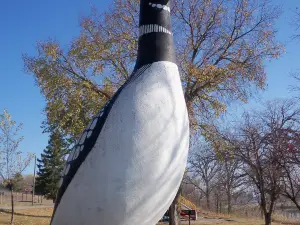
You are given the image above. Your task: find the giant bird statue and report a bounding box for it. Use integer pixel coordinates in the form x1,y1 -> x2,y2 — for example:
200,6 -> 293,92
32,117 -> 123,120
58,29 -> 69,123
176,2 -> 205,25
50,0 -> 189,224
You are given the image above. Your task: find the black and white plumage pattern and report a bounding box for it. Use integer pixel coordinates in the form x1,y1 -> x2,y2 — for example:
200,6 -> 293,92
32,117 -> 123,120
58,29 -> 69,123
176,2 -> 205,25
50,1 -> 189,224
51,64 -> 151,222
50,60 -> 189,225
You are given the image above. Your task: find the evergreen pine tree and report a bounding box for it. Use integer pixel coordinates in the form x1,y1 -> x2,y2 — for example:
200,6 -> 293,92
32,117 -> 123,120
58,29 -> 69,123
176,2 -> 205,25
35,129 -> 69,201
10,173 -> 25,192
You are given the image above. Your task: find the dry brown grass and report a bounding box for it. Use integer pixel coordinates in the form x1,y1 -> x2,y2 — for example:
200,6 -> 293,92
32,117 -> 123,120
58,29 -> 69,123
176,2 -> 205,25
159,219 -> 281,225
0,208 -> 52,225
271,214 -> 300,225
0,207 -> 298,225
200,210 -> 232,219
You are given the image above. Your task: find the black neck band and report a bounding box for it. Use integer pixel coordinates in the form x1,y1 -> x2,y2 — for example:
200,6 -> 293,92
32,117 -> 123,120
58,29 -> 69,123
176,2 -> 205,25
134,0 -> 175,70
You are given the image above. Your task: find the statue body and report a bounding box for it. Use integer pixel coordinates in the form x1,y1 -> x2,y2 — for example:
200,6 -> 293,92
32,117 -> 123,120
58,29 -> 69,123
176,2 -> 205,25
51,1 -> 189,225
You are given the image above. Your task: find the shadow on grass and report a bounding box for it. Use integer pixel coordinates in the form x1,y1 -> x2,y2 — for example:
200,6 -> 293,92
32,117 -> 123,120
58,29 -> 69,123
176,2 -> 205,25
0,209 -> 51,218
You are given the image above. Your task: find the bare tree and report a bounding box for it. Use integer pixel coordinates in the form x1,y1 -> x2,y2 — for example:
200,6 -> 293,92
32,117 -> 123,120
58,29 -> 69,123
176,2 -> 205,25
0,109 -> 33,224
260,101 -> 300,211
188,143 -> 220,210
217,153 -> 246,214
185,133 -> 248,214
291,8 -> 300,40
234,99 -> 300,225
277,138 -> 300,210
234,115 -> 282,225
204,100 -> 299,224
212,184 -> 224,213
182,174 -> 204,207
201,99 -> 300,223
280,162 -> 300,211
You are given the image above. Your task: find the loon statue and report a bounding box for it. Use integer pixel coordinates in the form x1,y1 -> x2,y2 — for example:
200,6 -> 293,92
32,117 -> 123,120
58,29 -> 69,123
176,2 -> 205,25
50,0 -> 189,224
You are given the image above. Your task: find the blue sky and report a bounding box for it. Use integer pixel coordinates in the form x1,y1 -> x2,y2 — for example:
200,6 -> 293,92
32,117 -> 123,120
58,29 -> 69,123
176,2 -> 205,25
0,0 -> 111,174
251,0 -> 300,99
0,0 -> 300,174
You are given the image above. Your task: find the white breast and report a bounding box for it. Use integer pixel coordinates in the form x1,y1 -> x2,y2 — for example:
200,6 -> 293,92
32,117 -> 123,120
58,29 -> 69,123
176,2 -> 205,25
51,61 -> 189,225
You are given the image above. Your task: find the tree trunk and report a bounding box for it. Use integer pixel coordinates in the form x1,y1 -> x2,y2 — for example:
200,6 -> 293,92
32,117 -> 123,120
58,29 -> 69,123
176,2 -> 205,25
227,190 -> 232,214
264,212 -> 271,225
197,194 -> 201,207
260,207 -> 264,219
10,187 -> 14,225
206,194 -> 210,210
291,198 -> 300,211
169,188 -> 181,225
215,194 -> 219,213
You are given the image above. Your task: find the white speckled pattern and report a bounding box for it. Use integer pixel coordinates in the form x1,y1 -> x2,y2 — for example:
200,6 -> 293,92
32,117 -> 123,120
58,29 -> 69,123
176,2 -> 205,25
51,61 -> 189,225
149,2 -> 170,12
139,24 -> 172,37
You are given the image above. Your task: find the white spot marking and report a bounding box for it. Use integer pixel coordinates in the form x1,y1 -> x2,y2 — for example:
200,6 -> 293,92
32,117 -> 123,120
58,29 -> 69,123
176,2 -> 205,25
90,118 -> 98,130
73,147 -> 80,160
61,164 -> 67,176
80,145 -> 84,151
87,119 -> 93,130
87,130 -> 93,139
64,164 -> 70,175
79,132 -> 87,145
97,109 -> 104,118
67,150 -> 74,162
58,178 -> 63,187
149,2 -> 170,12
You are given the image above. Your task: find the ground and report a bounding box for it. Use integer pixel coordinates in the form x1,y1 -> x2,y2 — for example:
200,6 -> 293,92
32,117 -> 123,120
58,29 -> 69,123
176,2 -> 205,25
0,207 -> 298,225
0,208 -> 52,225
159,219 -> 282,225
